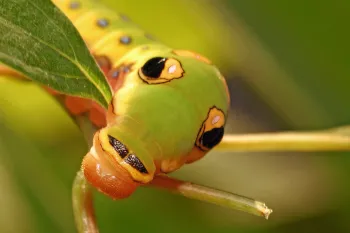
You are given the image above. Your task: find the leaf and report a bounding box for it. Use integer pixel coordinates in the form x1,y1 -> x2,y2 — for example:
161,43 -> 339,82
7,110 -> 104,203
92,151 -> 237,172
0,0 -> 112,108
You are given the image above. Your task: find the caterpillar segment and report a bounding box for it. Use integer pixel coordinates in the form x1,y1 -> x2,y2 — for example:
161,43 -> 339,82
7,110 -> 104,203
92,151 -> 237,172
1,0 -> 231,199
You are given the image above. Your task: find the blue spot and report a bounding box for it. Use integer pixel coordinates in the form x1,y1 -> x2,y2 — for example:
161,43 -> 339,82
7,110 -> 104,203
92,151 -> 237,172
145,33 -> 156,41
69,1 -> 80,9
111,70 -> 119,78
97,18 -> 109,28
119,35 -> 132,44
119,14 -> 130,22
123,66 -> 130,72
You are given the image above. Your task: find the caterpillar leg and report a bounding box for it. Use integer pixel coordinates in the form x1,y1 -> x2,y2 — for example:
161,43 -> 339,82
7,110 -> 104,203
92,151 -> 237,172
216,125 -> 350,152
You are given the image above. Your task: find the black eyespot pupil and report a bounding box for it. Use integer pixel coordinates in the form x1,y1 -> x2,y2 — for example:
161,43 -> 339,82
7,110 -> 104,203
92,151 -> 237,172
141,57 -> 166,79
200,127 -> 224,149
108,135 -> 128,158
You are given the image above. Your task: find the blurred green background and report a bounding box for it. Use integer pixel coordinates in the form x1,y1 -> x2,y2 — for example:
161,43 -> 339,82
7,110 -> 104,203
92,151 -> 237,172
0,0 -> 349,232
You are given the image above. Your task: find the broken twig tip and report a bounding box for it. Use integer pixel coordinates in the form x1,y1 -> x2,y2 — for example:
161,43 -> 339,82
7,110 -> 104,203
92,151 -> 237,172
255,201 -> 273,220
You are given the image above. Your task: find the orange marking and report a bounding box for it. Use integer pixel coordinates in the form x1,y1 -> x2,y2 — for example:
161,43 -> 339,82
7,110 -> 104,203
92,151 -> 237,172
44,87 -> 61,96
65,96 -> 92,115
185,146 -> 206,164
173,50 -> 212,64
0,65 -> 28,80
89,102 -> 107,128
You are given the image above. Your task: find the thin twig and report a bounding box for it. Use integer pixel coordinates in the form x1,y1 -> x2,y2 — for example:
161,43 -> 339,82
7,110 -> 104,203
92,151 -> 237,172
150,175 -> 273,219
216,126 -> 350,152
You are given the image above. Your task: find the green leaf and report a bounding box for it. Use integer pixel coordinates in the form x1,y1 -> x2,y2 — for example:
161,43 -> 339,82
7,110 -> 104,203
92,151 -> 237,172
0,0 -> 112,108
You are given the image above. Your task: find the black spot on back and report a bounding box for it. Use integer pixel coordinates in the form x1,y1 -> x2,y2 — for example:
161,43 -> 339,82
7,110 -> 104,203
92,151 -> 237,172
141,57 -> 166,79
200,127 -> 224,149
125,154 -> 148,174
108,135 -> 128,158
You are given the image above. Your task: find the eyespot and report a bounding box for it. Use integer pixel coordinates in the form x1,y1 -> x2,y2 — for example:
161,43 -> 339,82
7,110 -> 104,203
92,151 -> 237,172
199,127 -> 224,149
141,57 -> 166,78
195,107 -> 225,151
139,57 -> 184,84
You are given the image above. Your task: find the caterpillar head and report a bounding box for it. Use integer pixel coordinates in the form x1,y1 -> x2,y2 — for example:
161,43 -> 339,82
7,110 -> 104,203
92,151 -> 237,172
82,124 -> 155,199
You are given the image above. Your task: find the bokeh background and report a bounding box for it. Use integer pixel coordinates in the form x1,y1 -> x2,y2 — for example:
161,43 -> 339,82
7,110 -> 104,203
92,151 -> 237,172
0,0 -> 349,232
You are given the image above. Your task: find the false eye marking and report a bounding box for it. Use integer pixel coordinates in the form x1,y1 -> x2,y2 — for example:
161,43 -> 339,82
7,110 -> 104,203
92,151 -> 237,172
141,57 -> 166,78
125,154 -> 148,174
138,57 -> 184,84
108,135 -> 129,158
195,107 -> 226,151
199,127 -> 224,149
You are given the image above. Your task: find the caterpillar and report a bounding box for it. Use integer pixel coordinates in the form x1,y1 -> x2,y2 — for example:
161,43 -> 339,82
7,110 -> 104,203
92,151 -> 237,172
3,0 -> 230,200
52,0 -> 230,199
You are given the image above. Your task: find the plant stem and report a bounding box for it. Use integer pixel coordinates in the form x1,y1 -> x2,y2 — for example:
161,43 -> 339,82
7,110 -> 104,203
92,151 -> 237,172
150,175 -> 272,219
72,171 -> 99,233
72,115 -> 99,233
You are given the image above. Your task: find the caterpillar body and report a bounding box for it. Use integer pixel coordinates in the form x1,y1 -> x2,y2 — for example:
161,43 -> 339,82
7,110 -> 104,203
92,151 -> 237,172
38,0 -> 231,199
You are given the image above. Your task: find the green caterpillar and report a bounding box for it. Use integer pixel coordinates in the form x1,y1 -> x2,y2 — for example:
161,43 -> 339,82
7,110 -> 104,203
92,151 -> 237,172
52,0 -> 230,198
